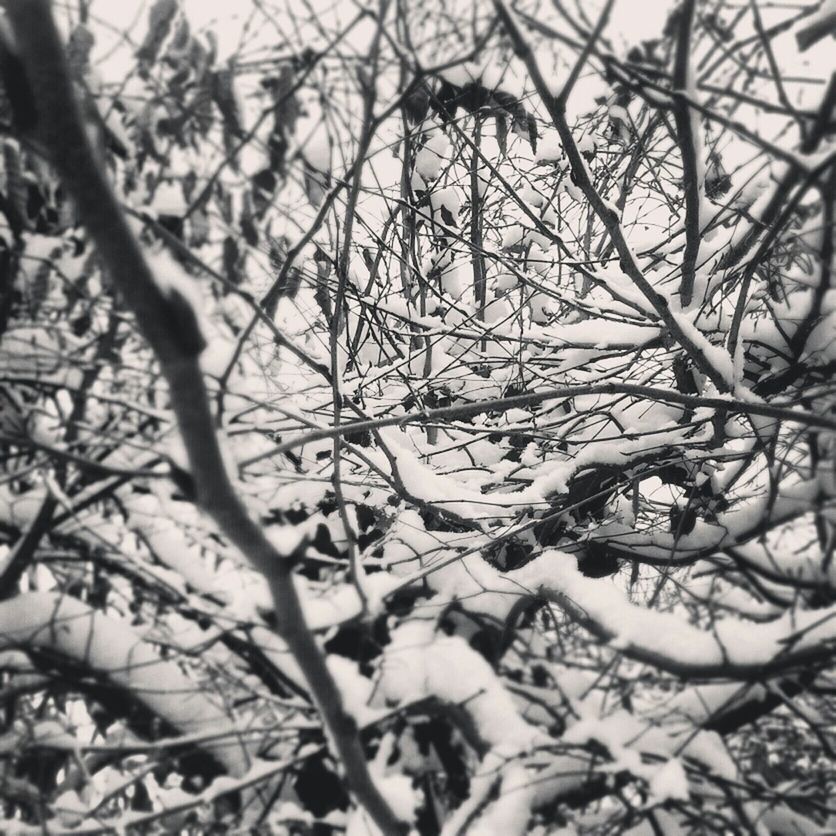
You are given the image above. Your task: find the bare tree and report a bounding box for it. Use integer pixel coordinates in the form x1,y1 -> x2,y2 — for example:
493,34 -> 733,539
0,0 -> 833,833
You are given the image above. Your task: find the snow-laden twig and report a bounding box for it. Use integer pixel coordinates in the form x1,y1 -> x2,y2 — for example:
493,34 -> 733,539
242,381 -> 836,469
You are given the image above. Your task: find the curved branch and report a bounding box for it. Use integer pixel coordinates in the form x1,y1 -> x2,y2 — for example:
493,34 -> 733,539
520,552 -> 836,680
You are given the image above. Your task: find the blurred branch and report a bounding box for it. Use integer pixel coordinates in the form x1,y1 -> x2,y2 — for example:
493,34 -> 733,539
3,1 -> 406,832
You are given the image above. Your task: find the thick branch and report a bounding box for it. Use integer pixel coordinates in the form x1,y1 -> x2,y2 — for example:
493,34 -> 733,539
0,592 -> 250,776
514,554 -> 836,680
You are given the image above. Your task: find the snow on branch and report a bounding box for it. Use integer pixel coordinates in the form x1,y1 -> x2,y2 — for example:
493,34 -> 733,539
519,552 -> 836,678
0,592 -> 250,776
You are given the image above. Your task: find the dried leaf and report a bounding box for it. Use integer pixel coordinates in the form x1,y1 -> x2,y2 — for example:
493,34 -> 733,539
190,74 -> 214,134
67,24 -> 95,78
222,235 -> 242,285
211,66 -> 243,139
240,192 -> 258,246
251,168 -> 277,218
165,16 -> 191,62
264,65 -> 299,178
495,114 -> 507,157
138,0 -> 178,70
403,87 -> 430,125
2,140 -> 29,235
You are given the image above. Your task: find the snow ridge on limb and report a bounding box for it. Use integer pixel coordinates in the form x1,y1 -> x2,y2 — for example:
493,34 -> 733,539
517,552 -> 836,679
0,592 -> 250,776
390,543 -> 836,680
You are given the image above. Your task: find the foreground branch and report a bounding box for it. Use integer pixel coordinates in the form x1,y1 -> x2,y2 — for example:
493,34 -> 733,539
3,2 -> 406,832
670,0 -> 700,307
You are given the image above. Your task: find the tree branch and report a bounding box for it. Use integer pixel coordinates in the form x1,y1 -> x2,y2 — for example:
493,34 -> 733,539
492,0 -> 732,393
242,380 -> 836,468
671,0 -> 701,307
3,2 -> 406,832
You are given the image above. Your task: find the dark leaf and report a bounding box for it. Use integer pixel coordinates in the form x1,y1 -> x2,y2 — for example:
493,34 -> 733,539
211,66 -> 243,139
240,193 -> 258,246
294,756 -> 350,817
404,87 -> 430,124
566,469 -> 618,522
137,0 -> 178,70
577,542 -> 619,578
705,151 -> 732,199
669,503 -> 698,536
495,114 -> 508,157
251,168 -> 277,217
222,235 -> 242,285
190,74 -> 214,134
